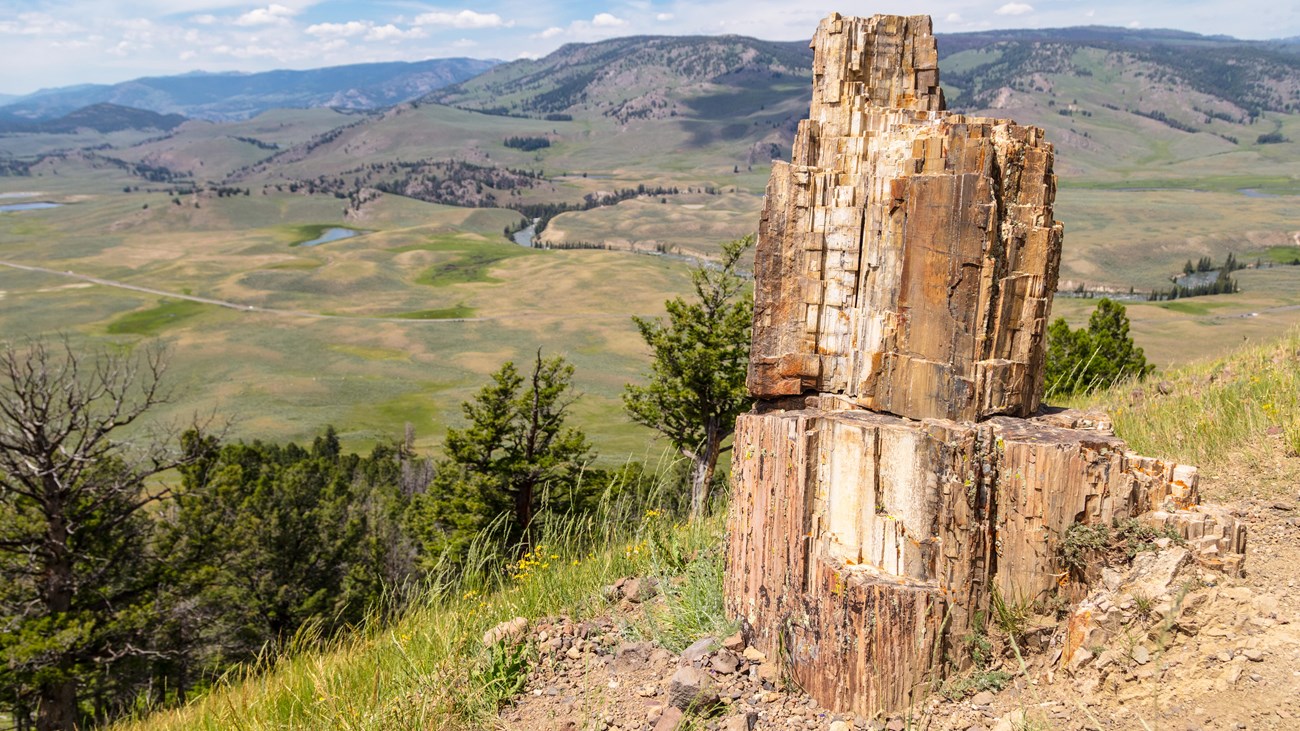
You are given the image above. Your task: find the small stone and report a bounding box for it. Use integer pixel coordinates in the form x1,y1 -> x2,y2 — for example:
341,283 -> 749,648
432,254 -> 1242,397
712,649 -> 742,674
482,617 -> 528,648
970,690 -> 996,706
723,632 -> 745,651
723,713 -> 757,731
654,707 -> 684,731
668,666 -> 720,711
622,576 -> 660,603
829,722 -> 851,731
1243,649 -> 1264,662
991,711 -> 1027,731
742,646 -> 767,663
757,662 -> 781,685
681,637 -> 716,664
1132,645 -> 1151,665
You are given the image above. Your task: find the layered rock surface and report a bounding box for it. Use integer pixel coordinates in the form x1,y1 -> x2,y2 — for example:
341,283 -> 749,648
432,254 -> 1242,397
749,13 -> 1063,422
725,12 -> 1245,719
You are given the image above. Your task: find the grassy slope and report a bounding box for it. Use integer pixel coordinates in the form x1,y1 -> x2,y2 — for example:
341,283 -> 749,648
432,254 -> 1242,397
113,330 -> 1300,731
115,499 -> 730,731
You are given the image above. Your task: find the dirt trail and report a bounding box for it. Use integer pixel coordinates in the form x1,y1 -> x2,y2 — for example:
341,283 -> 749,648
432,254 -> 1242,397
0,259 -> 491,323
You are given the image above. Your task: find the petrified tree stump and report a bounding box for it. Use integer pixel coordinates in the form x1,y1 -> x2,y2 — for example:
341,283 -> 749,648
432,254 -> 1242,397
725,12 -> 1246,718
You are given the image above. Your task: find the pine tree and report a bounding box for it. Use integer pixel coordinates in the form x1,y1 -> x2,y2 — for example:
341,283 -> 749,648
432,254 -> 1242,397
623,236 -> 753,518
1044,299 -> 1153,397
409,351 -> 593,561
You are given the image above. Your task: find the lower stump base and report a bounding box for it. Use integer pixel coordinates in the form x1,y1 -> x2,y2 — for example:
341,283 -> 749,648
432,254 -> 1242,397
723,402 -> 1245,717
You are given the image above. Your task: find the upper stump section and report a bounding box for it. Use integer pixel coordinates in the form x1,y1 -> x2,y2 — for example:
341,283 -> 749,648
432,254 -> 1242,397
810,13 -> 944,115
748,13 -> 1064,422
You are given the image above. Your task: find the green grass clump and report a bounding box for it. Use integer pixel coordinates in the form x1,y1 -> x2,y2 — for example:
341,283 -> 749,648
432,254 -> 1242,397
415,246 -> 529,287
1156,300 -> 1222,316
391,306 -> 476,320
1257,246 -> 1300,266
105,300 -> 210,336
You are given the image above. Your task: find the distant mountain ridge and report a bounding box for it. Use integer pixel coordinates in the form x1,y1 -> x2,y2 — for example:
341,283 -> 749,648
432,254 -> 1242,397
425,35 -> 812,121
0,103 -> 186,134
424,26 -> 1300,122
0,58 -> 499,122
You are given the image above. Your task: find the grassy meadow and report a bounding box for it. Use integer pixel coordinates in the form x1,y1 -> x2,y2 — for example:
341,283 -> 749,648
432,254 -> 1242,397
0,158 -> 694,458
3,58 -> 1300,457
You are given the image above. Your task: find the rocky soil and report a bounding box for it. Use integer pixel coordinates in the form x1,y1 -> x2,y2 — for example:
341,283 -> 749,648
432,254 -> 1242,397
493,495 -> 1300,730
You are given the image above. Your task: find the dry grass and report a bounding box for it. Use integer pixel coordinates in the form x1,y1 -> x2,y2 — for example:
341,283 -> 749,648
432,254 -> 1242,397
1059,328 -> 1300,500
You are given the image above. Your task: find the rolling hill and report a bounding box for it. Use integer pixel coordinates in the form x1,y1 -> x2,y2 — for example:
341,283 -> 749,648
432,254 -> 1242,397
0,102 -> 187,134
425,34 -> 812,122
0,57 -> 499,122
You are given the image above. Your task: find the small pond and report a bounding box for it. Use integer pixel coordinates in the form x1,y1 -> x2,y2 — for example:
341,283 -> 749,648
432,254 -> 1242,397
0,202 -> 62,212
298,228 -> 359,247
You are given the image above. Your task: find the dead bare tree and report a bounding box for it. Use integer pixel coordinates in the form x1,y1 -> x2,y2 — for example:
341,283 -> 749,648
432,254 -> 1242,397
0,337 -> 208,731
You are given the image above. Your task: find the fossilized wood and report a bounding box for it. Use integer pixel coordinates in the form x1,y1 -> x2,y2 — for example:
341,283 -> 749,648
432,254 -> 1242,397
748,13 -> 1063,422
727,11 -> 1246,720
724,405 -> 1244,717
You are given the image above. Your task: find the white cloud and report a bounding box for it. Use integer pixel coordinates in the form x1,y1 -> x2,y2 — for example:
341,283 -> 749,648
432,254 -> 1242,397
413,9 -> 508,29
451,38 -> 477,48
365,24 -> 425,41
945,13 -> 963,23
0,12 -> 81,36
656,12 -> 673,21
995,3 -> 1034,16
306,21 -> 368,38
234,4 -> 296,27
537,26 -> 564,39
192,14 -> 216,25
591,12 -> 626,27
306,20 -> 424,42
1127,20 -> 1142,28
213,42 -> 290,59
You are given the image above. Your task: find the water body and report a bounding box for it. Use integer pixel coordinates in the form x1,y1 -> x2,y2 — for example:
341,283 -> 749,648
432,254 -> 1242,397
512,220 -> 538,248
1174,270 -> 1221,288
299,228 -> 359,247
0,192 -> 38,199
0,202 -> 62,212
1238,188 -> 1290,198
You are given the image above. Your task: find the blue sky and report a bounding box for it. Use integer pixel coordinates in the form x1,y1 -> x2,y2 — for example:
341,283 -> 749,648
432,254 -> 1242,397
2,1 -> 1297,95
